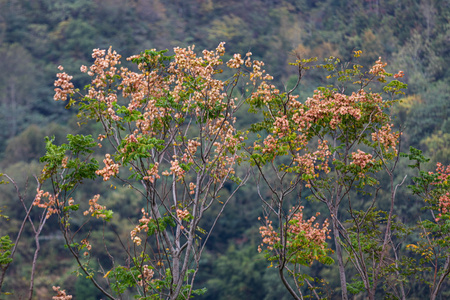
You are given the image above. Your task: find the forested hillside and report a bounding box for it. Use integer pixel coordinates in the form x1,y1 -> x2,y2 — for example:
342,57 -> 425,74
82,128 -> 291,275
0,0 -> 449,299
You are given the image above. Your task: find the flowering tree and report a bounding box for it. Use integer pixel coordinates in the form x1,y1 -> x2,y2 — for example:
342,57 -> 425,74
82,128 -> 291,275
401,148 -> 450,300
38,44 -> 255,299
249,53 -> 410,299
2,42 -> 449,299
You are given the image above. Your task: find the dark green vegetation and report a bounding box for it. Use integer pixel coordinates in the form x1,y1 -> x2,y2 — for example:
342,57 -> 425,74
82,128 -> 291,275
0,0 -> 449,298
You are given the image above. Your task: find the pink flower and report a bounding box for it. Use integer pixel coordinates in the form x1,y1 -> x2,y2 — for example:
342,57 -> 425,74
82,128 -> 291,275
351,149 -> 374,169
394,71 -> 404,78
52,286 -> 72,300
177,209 -> 190,220
226,53 -> 244,68
96,154 -> 119,181
369,57 -> 388,79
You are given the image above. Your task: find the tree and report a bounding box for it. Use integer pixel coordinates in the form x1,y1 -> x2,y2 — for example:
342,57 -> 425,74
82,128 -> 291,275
36,44 -> 254,299
249,53 -> 411,299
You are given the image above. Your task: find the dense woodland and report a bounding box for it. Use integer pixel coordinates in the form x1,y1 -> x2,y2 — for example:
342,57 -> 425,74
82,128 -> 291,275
0,0 -> 449,299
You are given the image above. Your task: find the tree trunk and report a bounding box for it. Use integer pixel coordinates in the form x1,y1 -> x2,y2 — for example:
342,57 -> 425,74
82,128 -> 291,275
332,215 -> 348,300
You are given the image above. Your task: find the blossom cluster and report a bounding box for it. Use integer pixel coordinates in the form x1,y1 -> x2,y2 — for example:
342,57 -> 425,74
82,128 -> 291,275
87,47 -> 123,121
250,60 -> 273,83
130,44 -> 242,184
258,207 -> 331,265
209,121 -> 243,181
369,57 -> 388,79
301,90 -> 372,130
54,66 -> 74,101
312,140 -> 332,174
187,139 -> 201,155
435,162 -> 450,184
166,159 -> 185,178
81,238 -> 92,251
286,208 -> 331,263
351,149 -> 374,170
89,47 -> 121,78
61,157 -> 68,168
258,216 -> 280,252
292,142 -> 331,186
261,135 -> 278,154
33,189 -> 60,219
189,182 -> 196,195
137,264 -> 155,288
226,53 -> 244,68
168,43 -> 227,110
143,162 -> 160,183
433,163 -> 450,221
394,70 -> 404,79
250,81 -> 279,104
176,209 -> 190,221
55,48 -> 123,122
96,154 -> 119,181
81,238 -> 92,256
438,193 -> 450,216
371,123 -> 400,154
273,115 -> 290,137
83,194 -> 107,219
294,153 -> 317,180
52,286 -> 72,300
130,209 -> 152,246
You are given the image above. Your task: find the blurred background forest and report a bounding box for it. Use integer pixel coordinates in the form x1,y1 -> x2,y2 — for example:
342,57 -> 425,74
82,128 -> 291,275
0,0 -> 449,298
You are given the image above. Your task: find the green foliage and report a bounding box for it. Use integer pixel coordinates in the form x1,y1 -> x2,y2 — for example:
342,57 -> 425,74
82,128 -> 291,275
39,135 -> 99,186
40,136 -> 66,171
108,266 -> 140,294
147,217 -> 177,236
108,265 -> 205,300
347,279 -> 365,295
130,49 -> 174,70
401,146 -> 430,169
0,236 -> 14,266
118,136 -> 165,165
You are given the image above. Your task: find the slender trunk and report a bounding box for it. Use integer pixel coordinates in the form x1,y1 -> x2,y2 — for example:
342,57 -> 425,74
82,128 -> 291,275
391,243 -> 407,300
277,202 -> 301,300
171,252 -> 181,300
28,232 -> 41,299
171,234 -> 194,299
368,289 -> 375,300
332,214 -> 348,300
278,266 -> 302,300
430,257 -> 450,300
171,183 -> 202,299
